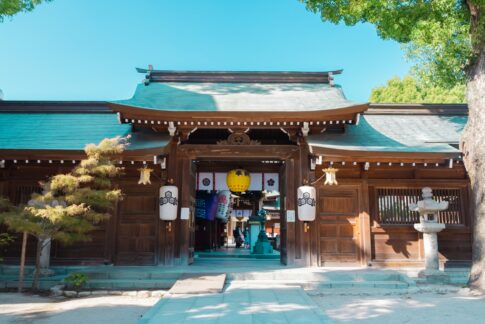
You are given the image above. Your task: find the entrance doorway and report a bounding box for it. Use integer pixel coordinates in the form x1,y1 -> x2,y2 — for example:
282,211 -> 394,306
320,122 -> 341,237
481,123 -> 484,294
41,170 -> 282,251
192,160 -> 283,263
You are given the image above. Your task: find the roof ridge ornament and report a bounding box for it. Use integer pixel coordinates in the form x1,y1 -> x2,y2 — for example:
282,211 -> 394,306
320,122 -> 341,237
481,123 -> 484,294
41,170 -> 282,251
143,64 -> 153,86
133,67 -> 343,83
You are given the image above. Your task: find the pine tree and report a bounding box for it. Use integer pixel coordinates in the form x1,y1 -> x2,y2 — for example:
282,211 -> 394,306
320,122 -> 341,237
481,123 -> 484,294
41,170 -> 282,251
0,136 -> 127,291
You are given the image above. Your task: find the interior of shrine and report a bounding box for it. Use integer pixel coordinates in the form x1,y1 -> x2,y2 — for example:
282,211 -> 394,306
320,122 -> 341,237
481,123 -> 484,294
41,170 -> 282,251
193,160 -> 282,259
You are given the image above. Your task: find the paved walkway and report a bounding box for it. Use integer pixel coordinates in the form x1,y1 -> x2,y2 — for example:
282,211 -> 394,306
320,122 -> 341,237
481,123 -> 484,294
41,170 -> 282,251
139,283 -> 331,323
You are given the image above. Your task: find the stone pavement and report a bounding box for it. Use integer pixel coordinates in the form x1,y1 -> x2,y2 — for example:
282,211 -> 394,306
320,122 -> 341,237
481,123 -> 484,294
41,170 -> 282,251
138,283 -> 331,323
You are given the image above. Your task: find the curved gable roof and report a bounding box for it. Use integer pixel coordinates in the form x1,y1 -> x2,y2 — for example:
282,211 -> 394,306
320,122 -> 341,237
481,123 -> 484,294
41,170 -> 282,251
112,82 -> 361,113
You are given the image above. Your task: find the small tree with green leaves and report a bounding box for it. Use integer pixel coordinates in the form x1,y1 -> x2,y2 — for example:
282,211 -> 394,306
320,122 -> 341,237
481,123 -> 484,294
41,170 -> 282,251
0,136 -> 127,291
301,0 -> 485,292
0,0 -> 50,22
370,75 -> 466,104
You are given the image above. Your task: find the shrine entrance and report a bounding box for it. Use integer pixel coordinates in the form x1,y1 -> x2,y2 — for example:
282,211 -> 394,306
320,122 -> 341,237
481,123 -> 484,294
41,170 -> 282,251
191,160 -> 284,264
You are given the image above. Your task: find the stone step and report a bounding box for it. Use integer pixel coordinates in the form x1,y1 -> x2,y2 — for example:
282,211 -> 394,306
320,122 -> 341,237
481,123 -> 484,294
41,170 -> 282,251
227,279 -> 411,289
449,277 -> 469,285
227,271 -> 409,282
82,271 -> 182,280
196,254 -> 280,259
0,278 -> 64,290
84,278 -> 176,290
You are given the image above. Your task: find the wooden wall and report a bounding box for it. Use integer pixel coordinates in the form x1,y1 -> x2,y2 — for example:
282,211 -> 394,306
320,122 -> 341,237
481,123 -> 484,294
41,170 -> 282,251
311,163 -> 472,267
0,148 -> 472,268
0,163 -> 164,266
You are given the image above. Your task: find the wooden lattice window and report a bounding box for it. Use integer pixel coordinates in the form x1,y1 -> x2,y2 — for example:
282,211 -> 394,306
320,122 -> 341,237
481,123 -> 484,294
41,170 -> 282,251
375,188 -> 465,225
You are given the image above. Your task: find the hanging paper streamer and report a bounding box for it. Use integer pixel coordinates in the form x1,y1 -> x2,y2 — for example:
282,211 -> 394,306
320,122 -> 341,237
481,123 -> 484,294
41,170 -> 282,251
197,172 -> 214,191
263,173 -> 279,192
247,173 -> 263,191
197,172 -> 279,192
215,173 -> 230,191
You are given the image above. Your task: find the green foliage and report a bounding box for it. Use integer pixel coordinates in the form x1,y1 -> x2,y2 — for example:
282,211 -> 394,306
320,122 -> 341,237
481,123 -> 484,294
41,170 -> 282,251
0,136 -> 127,244
64,272 -> 88,291
0,233 -> 13,247
0,232 -> 14,262
0,0 -> 50,22
301,0 -> 485,88
370,75 -> 466,104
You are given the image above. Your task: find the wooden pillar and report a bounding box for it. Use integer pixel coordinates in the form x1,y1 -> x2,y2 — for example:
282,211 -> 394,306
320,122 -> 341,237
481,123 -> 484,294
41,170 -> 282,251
299,142 -> 312,266
160,139 -> 178,265
359,176 -> 372,266
294,151 -> 303,263
308,161 -> 319,267
178,155 -> 193,265
285,158 -> 296,265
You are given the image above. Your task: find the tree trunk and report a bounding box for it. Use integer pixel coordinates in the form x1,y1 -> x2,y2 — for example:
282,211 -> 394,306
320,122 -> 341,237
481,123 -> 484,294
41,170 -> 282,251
32,237 -> 43,291
39,237 -> 51,272
17,231 -> 27,293
461,47 -> 485,291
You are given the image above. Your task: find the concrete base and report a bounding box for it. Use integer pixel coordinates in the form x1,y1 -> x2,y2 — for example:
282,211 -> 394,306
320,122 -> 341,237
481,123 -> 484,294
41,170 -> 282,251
38,268 -> 55,276
418,269 -> 450,284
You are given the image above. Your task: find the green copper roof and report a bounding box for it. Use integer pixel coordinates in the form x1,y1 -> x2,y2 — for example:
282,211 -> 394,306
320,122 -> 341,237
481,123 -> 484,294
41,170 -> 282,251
112,82 -> 360,112
308,115 -> 466,153
0,113 -> 170,151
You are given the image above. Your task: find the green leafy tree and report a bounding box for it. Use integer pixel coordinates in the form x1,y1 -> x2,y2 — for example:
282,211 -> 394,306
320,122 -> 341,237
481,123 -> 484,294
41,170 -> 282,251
370,76 -> 466,103
301,0 -> 485,290
0,0 -> 49,22
0,197 -> 36,292
0,137 -> 127,291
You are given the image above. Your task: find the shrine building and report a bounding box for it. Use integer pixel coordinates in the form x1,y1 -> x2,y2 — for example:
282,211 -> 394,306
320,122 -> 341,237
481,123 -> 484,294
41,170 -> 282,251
0,68 -> 471,267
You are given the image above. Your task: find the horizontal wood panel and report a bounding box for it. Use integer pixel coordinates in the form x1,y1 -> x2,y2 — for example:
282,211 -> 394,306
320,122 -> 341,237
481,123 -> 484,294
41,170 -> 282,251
115,180 -> 158,265
317,186 -> 360,264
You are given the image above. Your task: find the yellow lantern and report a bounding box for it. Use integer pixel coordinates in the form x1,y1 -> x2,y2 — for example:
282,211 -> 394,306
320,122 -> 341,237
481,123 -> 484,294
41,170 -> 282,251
226,169 -> 251,192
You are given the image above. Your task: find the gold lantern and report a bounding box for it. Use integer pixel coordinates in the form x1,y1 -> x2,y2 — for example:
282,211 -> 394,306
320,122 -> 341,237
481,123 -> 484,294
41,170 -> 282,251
226,169 -> 251,193
323,167 -> 338,185
138,167 -> 153,185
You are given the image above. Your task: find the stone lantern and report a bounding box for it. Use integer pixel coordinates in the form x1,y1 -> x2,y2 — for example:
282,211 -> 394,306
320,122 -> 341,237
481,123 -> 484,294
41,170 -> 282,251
251,209 -> 274,254
409,187 -> 448,281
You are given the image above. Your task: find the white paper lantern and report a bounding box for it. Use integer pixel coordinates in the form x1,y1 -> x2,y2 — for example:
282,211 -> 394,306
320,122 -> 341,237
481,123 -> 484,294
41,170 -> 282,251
297,185 -> 316,221
159,185 -> 178,221
216,190 -> 231,220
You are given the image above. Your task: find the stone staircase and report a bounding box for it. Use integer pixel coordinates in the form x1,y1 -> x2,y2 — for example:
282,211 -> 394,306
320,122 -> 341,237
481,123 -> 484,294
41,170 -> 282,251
80,269 -> 180,290
227,268 -> 416,290
0,265 -> 65,290
0,262 -> 470,292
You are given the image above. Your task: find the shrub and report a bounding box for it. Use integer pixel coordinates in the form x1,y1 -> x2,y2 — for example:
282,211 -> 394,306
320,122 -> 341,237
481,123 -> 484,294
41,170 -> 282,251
64,272 -> 89,291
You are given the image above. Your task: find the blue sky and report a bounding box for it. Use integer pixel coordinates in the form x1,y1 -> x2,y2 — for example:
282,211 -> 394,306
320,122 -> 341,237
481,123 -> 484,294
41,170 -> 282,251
0,0 -> 411,102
